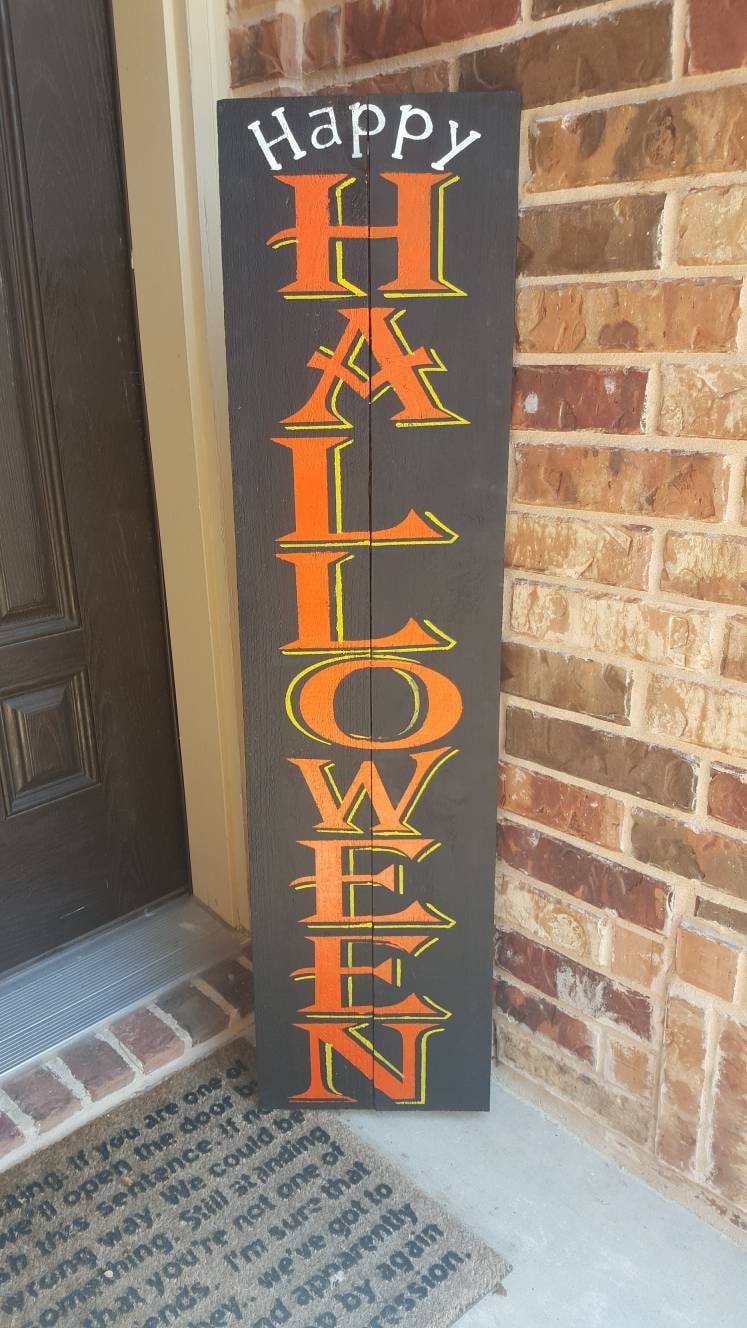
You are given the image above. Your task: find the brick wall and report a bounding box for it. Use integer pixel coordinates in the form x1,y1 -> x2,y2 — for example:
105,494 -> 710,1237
225,0 -> 747,1228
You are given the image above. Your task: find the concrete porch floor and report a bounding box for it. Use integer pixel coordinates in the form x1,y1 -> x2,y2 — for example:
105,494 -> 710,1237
347,1075 -> 747,1327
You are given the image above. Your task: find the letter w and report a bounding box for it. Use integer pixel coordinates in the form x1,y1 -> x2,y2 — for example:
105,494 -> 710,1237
289,747 -> 455,835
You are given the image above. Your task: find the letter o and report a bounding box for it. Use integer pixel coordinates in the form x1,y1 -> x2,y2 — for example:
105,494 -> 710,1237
290,657 -> 462,749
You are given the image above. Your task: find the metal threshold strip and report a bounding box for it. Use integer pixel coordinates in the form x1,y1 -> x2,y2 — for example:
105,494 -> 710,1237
0,896 -> 244,1077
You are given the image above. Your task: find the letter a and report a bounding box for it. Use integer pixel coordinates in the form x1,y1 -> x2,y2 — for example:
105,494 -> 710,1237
283,308 -> 467,428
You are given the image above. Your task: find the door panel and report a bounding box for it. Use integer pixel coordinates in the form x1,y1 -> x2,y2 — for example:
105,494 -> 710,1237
0,0 -> 188,972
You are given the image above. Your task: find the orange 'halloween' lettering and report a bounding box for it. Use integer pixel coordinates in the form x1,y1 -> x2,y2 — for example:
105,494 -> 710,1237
290,837 -> 447,927
290,657 -> 462,750
292,1020 -> 440,1103
269,172 -> 456,297
282,308 -> 464,428
290,747 -> 454,834
292,934 -> 434,1015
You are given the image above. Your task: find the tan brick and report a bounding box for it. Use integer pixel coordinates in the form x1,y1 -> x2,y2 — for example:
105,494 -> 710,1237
229,14 -> 296,88
631,808 -> 747,902
676,924 -> 740,1000
496,1017 -> 651,1145
517,196 -> 664,276
494,978 -> 594,1063
656,997 -> 706,1174
529,86 -> 747,191
109,1008 -> 186,1074
499,762 -> 624,850
495,872 -> 603,963
461,5 -> 670,106
607,1038 -> 654,1098
496,929 -> 653,1038
343,0 -> 519,63
710,1017 -> 747,1202
513,445 -> 725,519
611,924 -> 666,989
646,674 -> 747,759
512,367 -> 647,433
687,0 -> 747,74
659,366 -> 747,442
501,639 -> 631,721
510,580 -> 713,671
678,186 -> 747,266
709,762 -> 747,832
723,618 -> 747,682
505,513 -> 653,590
505,706 -> 697,811
516,281 -> 740,354
662,533 -> 747,606
498,819 -> 671,930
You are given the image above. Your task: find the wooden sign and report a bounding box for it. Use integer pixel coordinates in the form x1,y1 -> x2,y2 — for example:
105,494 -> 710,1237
219,94 -> 519,1110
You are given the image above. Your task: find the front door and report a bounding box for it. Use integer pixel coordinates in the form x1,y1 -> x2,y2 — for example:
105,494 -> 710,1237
0,0 -> 188,973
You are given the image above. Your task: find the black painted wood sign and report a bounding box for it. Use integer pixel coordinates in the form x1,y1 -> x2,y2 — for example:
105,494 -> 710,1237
219,94 -> 519,1110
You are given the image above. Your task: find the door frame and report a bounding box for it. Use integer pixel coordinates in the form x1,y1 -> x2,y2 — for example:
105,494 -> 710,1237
110,0 -> 248,928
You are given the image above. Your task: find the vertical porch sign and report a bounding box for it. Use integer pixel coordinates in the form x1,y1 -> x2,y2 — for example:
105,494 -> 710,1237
219,94 -> 519,1109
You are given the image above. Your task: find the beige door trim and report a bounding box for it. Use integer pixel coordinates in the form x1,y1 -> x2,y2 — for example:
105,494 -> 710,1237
111,0 -> 248,928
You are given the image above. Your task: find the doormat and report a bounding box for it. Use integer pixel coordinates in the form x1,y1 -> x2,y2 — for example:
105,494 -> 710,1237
0,1040 -> 509,1328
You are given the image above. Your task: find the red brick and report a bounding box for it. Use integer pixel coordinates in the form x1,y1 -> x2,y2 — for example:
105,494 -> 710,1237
60,1037 -> 135,1103
321,61 -> 449,94
687,0 -> 747,74
498,820 -> 671,931
516,281 -> 740,354
696,897 -> 747,937
494,977 -> 594,1062
722,618 -> 747,682
200,957 -> 254,1016
460,5 -> 671,107
0,1111 -> 24,1160
517,196 -> 664,276
514,445 -> 726,519
631,809 -> 747,903
532,0 -> 603,14
501,640 -> 631,721
304,6 -> 340,72
496,1017 -> 651,1144
659,366 -> 747,441
505,706 -> 697,812
157,983 -> 230,1044
505,513 -> 653,590
657,998 -> 706,1173
4,1066 -> 80,1134
512,367 -> 647,434
709,763 -> 747,832
344,0 -> 519,63
229,14 -> 296,88
109,1008 -> 186,1074
676,924 -> 740,1001
662,533 -> 747,606
495,929 -> 653,1038
510,580 -> 712,673
529,87 -> 747,191
710,1018 -> 747,1202
499,762 -> 624,850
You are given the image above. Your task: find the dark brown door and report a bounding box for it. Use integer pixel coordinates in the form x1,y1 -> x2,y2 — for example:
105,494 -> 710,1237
0,0 -> 189,973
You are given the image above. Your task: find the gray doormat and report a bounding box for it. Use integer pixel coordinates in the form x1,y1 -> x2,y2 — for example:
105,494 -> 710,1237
0,1041 -> 508,1328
